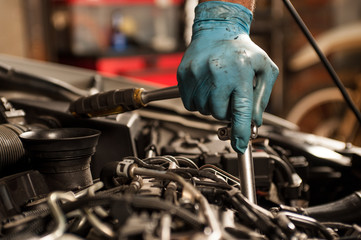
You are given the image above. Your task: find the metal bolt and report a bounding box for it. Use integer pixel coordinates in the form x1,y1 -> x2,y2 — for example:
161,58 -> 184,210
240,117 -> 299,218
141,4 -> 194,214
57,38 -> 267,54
217,127 -> 231,141
217,123 -> 258,141
250,122 -> 258,139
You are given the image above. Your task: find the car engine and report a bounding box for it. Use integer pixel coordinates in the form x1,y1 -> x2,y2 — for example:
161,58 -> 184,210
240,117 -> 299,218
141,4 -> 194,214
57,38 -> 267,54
0,55 -> 361,240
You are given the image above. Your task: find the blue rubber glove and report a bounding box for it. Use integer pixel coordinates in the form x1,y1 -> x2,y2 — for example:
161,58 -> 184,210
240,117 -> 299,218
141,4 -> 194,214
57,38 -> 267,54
177,1 -> 278,153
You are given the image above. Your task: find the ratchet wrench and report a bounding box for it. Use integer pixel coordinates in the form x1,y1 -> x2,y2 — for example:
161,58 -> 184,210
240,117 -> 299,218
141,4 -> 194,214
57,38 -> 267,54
218,124 -> 258,204
69,85 -> 259,204
69,86 -> 180,118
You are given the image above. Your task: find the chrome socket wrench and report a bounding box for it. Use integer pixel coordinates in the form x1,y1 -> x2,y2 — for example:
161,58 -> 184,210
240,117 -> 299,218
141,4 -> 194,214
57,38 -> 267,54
217,124 -> 258,204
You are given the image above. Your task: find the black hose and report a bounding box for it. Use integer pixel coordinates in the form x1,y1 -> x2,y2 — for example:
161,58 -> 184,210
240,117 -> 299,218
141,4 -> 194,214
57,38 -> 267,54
229,193 -> 284,240
175,157 -> 199,169
1,217 -> 46,240
234,192 -> 286,239
61,195 -> 204,230
305,191 -> 361,223
282,0 -> 361,125
269,155 -> 295,185
126,156 -> 166,171
194,180 -> 232,189
169,168 -> 229,185
0,124 -> 28,170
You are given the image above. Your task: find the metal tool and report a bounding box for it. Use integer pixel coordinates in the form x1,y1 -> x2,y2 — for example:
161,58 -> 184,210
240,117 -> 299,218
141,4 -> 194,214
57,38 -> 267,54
70,84 -> 259,203
69,86 -> 180,118
217,124 -> 258,204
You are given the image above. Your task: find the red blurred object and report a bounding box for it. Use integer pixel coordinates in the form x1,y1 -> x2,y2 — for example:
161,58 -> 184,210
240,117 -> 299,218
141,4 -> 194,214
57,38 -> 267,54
52,0 -> 184,86
53,0 -> 183,5
96,53 -> 183,86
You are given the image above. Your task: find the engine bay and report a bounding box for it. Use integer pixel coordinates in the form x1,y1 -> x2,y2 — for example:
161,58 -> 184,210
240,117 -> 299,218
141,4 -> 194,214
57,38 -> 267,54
0,55 -> 361,239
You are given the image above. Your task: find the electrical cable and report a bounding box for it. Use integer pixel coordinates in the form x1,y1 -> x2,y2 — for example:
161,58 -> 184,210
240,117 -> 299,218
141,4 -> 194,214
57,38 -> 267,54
200,164 -> 240,184
169,167 -> 230,185
282,0 -> 361,125
174,156 -> 199,169
125,156 -> 166,171
143,156 -> 180,167
132,167 -> 222,238
60,195 -> 204,230
233,192 -> 286,239
194,180 -> 232,189
229,193 -> 285,240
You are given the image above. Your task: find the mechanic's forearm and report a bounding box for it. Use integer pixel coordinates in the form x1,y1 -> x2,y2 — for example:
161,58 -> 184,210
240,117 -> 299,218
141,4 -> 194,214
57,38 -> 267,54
199,0 -> 255,12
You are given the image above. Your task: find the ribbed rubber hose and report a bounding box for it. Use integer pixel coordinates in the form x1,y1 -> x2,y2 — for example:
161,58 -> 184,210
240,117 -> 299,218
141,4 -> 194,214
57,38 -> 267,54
0,124 -> 28,169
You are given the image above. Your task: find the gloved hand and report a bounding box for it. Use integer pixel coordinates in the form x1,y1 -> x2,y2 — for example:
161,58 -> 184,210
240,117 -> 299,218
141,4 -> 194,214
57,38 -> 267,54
177,1 -> 279,153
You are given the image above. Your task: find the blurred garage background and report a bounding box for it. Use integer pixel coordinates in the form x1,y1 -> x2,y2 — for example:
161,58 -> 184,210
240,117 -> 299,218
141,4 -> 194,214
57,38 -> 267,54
1,0 -> 361,144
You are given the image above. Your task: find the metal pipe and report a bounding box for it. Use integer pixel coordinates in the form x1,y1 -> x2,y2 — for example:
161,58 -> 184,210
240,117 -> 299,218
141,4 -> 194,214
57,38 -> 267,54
132,167 -> 222,239
141,86 -> 180,104
83,208 -> 115,238
238,142 -> 257,204
217,124 -> 258,204
40,192 -> 76,240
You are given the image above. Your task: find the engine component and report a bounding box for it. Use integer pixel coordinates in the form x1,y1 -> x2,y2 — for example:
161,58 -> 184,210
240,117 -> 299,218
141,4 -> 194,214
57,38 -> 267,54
0,124 -> 29,175
305,191 -> 361,223
0,170 -> 48,219
0,97 -> 26,125
19,128 -> 100,191
9,98 -> 146,178
1,55 -> 361,239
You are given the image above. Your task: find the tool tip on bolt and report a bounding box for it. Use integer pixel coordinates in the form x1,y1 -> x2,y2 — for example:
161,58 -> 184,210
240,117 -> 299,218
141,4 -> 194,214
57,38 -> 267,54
250,122 -> 258,139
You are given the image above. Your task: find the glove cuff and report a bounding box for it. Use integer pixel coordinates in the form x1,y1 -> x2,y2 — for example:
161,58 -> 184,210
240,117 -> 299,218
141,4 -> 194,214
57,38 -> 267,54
194,1 -> 253,35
